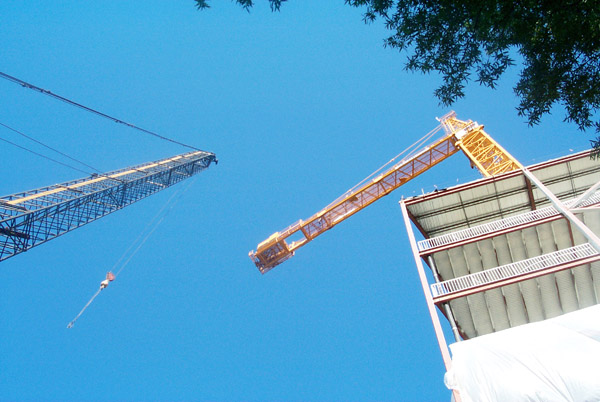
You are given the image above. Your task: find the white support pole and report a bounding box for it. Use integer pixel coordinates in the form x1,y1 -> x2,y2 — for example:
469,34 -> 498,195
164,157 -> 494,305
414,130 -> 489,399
522,168 -> 600,252
571,179 -> 600,208
400,200 -> 454,368
401,200 -> 461,402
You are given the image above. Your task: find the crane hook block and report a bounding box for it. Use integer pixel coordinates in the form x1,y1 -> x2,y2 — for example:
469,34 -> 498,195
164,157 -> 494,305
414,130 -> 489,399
100,271 -> 115,289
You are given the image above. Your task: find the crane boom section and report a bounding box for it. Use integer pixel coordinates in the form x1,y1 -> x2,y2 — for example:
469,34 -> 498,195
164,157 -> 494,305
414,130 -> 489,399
299,135 -> 460,240
456,127 -> 523,176
3,152 -> 205,208
249,112 -> 524,274
0,150 -> 216,261
439,112 -> 523,177
250,132 -> 461,273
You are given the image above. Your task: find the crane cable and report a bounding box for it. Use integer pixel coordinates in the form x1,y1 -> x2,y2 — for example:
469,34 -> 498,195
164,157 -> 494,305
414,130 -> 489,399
0,71 -> 204,152
0,121 -> 128,185
328,124 -> 444,208
0,132 -> 91,176
66,176 -> 197,329
0,121 -> 102,175
112,176 -> 198,279
66,287 -> 103,329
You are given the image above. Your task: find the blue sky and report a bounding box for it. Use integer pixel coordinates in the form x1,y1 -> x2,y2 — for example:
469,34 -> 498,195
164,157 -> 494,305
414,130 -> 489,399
0,2 -> 592,401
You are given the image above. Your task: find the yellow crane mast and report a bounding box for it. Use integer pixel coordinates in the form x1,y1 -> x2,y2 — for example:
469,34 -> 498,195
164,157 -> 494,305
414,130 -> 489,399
249,112 -> 523,273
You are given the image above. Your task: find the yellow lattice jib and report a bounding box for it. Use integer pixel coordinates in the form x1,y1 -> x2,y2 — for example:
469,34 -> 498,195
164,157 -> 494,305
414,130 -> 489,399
439,112 -> 523,177
250,112 -> 525,273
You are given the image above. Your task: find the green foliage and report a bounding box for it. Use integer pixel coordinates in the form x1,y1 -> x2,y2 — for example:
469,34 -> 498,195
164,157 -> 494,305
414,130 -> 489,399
196,0 -> 600,156
591,136 -> 600,160
347,1 -> 600,130
194,0 -> 284,12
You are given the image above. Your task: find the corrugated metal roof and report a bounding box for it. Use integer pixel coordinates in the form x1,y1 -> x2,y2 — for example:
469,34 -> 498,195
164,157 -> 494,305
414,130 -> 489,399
405,150 -> 600,339
406,150 -> 600,238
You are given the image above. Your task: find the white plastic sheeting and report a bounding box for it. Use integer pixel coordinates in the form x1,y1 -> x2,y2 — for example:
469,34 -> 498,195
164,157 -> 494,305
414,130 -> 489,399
445,304 -> 600,402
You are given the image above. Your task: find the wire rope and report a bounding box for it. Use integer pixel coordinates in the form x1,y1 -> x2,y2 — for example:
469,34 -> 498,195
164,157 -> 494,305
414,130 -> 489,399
112,176 -> 196,278
0,121 -> 102,173
66,175 -> 196,328
0,132 -> 91,175
326,124 -> 444,209
67,288 -> 101,328
0,121 -> 126,184
350,124 -> 442,190
0,71 -> 205,151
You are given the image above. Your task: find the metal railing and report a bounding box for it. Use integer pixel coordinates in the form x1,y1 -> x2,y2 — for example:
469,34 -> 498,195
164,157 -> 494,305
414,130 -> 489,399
430,243 -> 599,298
418,191 -> 600,252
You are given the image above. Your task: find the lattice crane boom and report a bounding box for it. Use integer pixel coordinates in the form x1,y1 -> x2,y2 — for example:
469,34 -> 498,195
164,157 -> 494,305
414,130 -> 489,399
0,150 -> 216,261
249,112 -> 522,273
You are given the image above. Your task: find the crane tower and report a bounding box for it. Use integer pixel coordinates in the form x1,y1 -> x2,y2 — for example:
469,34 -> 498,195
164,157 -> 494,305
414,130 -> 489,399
0,150 -> 216,261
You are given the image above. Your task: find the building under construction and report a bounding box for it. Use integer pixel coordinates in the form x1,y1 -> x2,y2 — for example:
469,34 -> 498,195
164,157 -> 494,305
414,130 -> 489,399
249,111 -> 600,400
401,149 -> 600,400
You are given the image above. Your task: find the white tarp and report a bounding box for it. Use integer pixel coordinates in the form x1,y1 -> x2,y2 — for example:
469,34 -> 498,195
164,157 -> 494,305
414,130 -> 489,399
445,304 -> 600,401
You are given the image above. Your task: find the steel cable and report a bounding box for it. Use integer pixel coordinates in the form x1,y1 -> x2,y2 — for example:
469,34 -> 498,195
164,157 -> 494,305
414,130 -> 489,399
0,71 -> 205,151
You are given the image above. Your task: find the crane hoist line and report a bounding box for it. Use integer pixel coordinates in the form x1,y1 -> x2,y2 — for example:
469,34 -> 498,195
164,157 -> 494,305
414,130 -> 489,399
249,112 -> 523,273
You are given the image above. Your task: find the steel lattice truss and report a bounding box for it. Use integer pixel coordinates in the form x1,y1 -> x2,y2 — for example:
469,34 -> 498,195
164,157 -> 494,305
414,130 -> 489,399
249,132 -> 461,273
0,150 -> 216,261
250,112 -> 524,273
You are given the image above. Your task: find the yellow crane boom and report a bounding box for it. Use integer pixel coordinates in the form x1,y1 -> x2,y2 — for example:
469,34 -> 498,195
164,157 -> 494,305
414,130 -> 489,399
249,112 -> 523,273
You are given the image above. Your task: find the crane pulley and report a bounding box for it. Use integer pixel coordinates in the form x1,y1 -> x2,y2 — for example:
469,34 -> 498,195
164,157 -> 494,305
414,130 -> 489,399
249,112 -> 523,273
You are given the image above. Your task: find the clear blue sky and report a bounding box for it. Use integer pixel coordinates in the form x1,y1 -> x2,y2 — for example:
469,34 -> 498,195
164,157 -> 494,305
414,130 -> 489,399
0,2 -> 590,401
